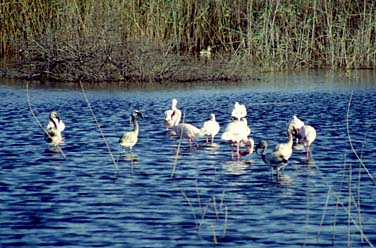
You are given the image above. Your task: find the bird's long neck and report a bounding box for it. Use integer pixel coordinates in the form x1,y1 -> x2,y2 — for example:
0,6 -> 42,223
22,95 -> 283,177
132,116 -> 139,135
50,117 -> 58,129
287,130 -> 293,147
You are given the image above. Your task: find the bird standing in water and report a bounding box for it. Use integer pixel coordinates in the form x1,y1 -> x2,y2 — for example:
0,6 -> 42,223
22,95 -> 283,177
45,111 -> 65,146
287,115 -> 316,160
288,115 -> 304,144
256,129 -> 293,177
164,99 -> 182,131
201,113 -> 220,143
221,118 -> 253,160
119,110 -> 144,151
299,125 -> 316,160
173,123 -> 204,148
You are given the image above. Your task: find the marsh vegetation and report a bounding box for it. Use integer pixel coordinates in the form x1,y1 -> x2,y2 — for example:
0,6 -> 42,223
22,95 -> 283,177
1,0 -> 376,82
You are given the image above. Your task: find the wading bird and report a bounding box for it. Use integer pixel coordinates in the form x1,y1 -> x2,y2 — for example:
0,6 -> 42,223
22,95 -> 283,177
201,113 -> 220,143
47,111 -> 65,132
288,115 -> 304,144
231,102 -> 247,120
199,46 -> 212,62
45,111 -> 65,146
221,118 -> 252,160
164,99 -> 182,132
119,110 -> 144,151
299,125 -> 316,160
256,130 -> 293,177
173,123 -> 204,148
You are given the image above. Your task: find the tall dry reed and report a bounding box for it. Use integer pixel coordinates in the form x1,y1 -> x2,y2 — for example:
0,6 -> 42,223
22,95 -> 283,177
2,0 -> 375,75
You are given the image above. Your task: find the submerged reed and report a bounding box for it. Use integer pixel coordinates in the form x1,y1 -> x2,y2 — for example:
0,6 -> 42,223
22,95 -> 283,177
181,184 -> 228,244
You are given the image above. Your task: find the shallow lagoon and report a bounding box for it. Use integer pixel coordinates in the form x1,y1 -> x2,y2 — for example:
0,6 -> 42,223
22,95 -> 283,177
1,71 -> 376,247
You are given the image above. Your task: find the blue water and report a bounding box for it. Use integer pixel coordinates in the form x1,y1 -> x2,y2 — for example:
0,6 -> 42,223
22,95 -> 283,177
1,71 -> 376,247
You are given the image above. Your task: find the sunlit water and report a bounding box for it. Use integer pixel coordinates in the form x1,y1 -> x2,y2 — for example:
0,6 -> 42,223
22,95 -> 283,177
1,71 -> 376,247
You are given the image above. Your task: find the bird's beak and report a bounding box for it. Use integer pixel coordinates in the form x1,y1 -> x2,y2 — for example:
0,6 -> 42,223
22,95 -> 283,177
137,112 -> 144,120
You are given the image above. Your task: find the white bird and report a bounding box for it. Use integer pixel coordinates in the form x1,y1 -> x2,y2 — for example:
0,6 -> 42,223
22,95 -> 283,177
47,111 -> 65,132
288,115 -> 304,144
173,123 -> 204,148
273,129 -> 293,161
164,99 -> 182,129
221,118 -> 252,160
256,130 -> 293,177
299,125 -> 316,160
45,111 -> 65,146
201,113 -> 220,143
231,102 -> 247,120
119,110 -> 144,151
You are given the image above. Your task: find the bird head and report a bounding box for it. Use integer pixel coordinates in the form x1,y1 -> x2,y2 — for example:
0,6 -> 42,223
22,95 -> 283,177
50,111 -> 58,118
132,110 -> 144,120
255,140 -> 267,154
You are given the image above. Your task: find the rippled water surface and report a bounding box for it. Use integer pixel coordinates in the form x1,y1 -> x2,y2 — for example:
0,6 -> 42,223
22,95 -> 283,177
1,71 -> 376,247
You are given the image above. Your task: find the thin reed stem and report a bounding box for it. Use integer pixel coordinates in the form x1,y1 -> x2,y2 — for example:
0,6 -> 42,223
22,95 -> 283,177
181,191 -> 197,222
26,82 -> 66,158
317,186 -> 332,241
79,81 -> 118,174
210,224 -> 218,245
347,162 -> 352,247
222,205 -> 228,239
346,91 -> 376,185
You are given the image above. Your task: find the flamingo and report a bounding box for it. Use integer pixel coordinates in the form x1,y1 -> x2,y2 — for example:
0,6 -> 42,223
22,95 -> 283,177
45,111 -> 65,146
256,129 -> 293,177
47,111 -> 65,132
119,110 -> 144,151
173,123 -> 204,148
164,99 -> 182,129
231,102 -> 247,120
288,115 -> 304,144
201,113 -> 220,143
299,125 -> 316,160
221,118 -> 252,160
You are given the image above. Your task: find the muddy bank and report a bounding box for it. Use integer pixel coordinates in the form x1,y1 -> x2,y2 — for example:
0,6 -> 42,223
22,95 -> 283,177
0,40 -> 260,85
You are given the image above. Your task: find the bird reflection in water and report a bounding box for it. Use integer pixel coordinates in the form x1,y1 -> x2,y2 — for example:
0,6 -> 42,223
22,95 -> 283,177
223,160 -> 253,176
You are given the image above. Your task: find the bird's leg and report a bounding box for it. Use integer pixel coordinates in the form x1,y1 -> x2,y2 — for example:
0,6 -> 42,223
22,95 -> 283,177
231,144 -> 234,160
236,142 -> 240,160
206,137 -> 209,143
211,136 -> 214,144
193,139 -> 199,148
306,146 -> 310,160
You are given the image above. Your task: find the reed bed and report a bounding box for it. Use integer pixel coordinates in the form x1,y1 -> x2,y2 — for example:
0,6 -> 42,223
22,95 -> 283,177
2,0 -> 375,82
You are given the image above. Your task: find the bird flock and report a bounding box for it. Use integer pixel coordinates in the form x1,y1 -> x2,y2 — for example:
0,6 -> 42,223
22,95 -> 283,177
45,99 -> 316,178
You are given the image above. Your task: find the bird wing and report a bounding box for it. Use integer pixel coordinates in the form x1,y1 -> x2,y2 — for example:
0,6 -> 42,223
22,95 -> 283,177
273,144 -> 292,161
202,120 -> 220,135
300,125 -> 316,146
119,131 -> 137,146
